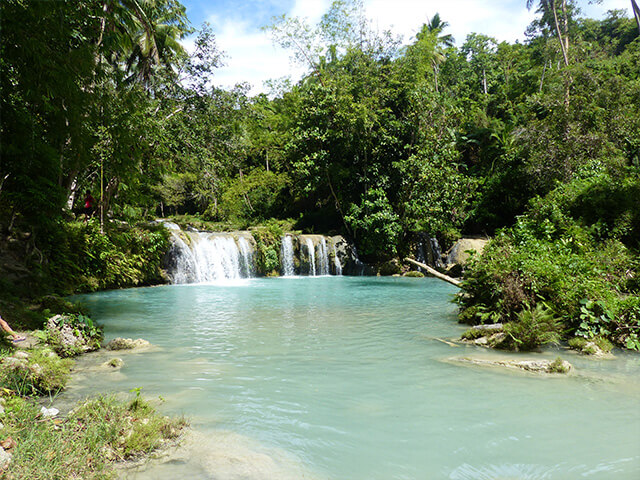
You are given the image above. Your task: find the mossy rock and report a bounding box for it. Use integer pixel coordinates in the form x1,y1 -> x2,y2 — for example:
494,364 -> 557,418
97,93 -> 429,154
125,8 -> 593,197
403,271 -> 425,278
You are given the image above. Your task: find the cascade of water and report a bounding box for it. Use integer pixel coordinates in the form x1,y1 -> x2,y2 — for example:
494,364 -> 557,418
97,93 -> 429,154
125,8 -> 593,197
191,234 -> 243,281
332,243 -> 343,276
238,237 -> 254,277
165,224 -> 256,283
280,235 -> 295,276
167,233 -> 199,284
430,237 -> 445,269
318,237 -> 330,275
305,237 -> 316,276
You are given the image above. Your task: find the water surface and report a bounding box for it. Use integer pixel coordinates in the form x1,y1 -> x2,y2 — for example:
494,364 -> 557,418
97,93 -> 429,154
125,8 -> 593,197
68,277 -> 640,479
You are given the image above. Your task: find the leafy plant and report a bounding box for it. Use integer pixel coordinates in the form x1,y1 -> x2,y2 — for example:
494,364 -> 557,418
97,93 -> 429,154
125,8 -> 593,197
502,304 -> 562,351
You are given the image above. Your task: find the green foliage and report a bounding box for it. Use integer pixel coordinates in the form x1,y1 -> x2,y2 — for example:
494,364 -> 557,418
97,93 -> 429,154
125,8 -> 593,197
45,221 -> 170,293
502,304 -> 562,351
346,188 -> 402,258
459,172 -> 640,349
42,313 -> 103,358
0,350 -> 72,396
549,356 -> 570,374
461,328 -> 486,340
219,169 -> 290,222
2,393 -> 186,479
251,223 -> 285,276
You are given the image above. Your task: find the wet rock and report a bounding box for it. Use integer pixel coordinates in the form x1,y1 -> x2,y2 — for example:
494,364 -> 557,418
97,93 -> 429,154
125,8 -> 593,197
377,259 -> 402,276
471,323 -> 504,333
488,332 -> 508,348
403,271 -> 425,278
474,337 -> 488,345
107,338 -> 152,350
453,356 -> 573,374
103,357 -> 124,368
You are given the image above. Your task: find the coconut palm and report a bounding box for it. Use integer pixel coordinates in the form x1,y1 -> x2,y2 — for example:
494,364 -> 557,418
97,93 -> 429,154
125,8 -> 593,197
415,13 -> 454,92
124,0 -> 190,87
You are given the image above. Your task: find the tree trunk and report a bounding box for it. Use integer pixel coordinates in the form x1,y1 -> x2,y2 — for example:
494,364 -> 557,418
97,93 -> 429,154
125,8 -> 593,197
632,0 -> 640,34
405,258 -> 461,287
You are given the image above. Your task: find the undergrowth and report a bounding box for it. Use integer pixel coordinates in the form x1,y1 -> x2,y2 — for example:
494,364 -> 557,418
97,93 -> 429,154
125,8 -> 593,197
1,393 -> 187,479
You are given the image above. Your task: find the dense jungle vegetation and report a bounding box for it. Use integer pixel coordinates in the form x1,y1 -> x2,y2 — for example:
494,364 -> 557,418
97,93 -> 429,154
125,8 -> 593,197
1,0 -> 639,349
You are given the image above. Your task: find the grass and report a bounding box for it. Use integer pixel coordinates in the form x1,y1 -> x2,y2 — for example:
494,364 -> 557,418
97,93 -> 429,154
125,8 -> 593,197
549,356 -> 571,374
0,349 -> 72,396
568,335 -> 614,354
1,394 -> 187,480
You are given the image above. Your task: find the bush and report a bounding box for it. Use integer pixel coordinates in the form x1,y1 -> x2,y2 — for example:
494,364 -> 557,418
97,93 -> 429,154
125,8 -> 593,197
0,350 -> 72,395
502,304 -> 562,351
42,313 -> 103,357
458,171 -> 639,349
251,223 -> 285,276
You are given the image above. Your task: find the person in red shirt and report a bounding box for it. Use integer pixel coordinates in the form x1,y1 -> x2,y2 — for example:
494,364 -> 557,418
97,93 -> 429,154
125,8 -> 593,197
83,191 -> 95,221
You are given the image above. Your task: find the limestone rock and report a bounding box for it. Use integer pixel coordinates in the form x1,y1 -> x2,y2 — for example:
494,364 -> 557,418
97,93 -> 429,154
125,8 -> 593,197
471,323 -> 504,333
107,338 -> 152,351
453,356 -> 572,374
446,238 -> 489,267
40,407 -> 59,418
0,446 -> 11,472
13,351 -> 29,360
46,314 -> 99,356
103,357 -> 124,368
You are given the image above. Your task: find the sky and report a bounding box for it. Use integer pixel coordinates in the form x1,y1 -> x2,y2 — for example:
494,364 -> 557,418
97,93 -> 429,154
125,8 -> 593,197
179,0 -> 633,94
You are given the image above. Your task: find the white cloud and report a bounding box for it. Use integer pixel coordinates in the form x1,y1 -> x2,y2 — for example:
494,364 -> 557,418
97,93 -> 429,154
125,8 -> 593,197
189,0 -> 634,95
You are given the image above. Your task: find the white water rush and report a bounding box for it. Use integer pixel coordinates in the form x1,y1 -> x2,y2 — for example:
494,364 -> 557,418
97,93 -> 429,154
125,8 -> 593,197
281,235 -> 295,276
305,237 -> 316,276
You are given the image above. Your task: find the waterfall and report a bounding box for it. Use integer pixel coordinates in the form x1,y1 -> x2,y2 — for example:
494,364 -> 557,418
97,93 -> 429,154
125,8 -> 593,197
281,235 -> 295,276
165,226 -> 256,283
305,237 -> 316,276
332,243 -> 343,276
238,237 -> 254,277
318,237 -> 330,276
415,233 -> 444,270
430,237 -> 445,269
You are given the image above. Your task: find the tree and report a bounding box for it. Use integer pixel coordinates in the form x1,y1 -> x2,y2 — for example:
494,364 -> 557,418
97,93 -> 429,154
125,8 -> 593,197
415,13 -> 454,92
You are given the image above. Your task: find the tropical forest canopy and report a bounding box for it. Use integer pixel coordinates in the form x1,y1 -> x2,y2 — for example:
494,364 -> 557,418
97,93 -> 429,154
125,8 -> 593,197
1,0 -> 639,261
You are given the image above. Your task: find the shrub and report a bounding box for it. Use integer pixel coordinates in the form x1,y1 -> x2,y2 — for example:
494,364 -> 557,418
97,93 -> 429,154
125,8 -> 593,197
42,313 -> 103,357
0,350 -> 72,395
502,304 -> 562,351
549,356 -> 571,374
458,172 -> 639,349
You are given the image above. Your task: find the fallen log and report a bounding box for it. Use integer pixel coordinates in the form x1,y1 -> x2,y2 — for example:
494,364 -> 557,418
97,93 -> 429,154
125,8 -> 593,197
404,258 -> 461,287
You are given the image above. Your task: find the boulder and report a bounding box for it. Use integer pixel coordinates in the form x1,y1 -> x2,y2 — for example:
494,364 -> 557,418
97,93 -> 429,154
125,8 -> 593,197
106,338 -> 152,351
103,357 -> 124,368
446,238 -> 489,267
377,259 -> 402,276
46,314 -> 99,356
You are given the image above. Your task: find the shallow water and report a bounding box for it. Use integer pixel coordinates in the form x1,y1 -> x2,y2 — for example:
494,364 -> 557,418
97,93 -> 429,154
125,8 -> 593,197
67,277 -> 640,479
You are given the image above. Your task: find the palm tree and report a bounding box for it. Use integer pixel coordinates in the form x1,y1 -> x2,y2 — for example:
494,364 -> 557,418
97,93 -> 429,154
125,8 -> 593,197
124,0 -> 190,87
415,13 -> 454,92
